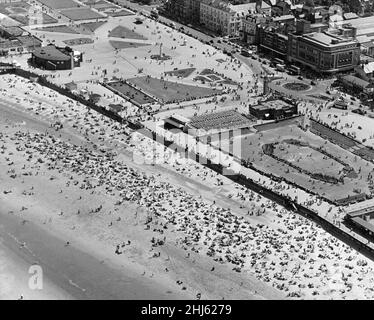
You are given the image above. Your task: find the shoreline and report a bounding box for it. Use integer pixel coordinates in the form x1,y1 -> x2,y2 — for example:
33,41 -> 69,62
0,203 -> 188,300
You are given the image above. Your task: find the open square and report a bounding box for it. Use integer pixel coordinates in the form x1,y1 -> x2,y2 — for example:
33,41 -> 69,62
216,118 -> 374,204
126,76 -> 223,103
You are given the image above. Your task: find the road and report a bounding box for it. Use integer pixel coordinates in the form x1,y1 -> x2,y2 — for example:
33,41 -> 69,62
111,2 -> 374,114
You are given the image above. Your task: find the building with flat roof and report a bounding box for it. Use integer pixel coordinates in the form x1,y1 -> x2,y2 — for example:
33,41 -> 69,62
288,31 -> 360,73
249,99 -> 298,120
32,45 -> 83,70
339,74 -> 374,94
164,114 -> 191,130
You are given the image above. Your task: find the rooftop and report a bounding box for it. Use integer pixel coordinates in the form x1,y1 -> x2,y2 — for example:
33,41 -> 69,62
17,35 -> 42,48
273,14 -> 295,22
251,104 -> 269,111
170,114 -> 190,125
261,99 -> 292,110
202,1 -> 269,14
310,22 -> 328,28
0,26 -> 25,37
343,12 -> 359,20
359,61 -> 374,74
345,16 -> 374,33
360,54 -> 374,63
356,34 -> 374,44
33,45 -> 72,61
341,75 -> 370,88
304,32 -> 357,47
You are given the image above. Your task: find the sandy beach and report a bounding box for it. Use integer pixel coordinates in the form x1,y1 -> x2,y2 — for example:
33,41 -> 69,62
1,72 -> 374,300
0,6 -> 373,300
0,93 -> 279,300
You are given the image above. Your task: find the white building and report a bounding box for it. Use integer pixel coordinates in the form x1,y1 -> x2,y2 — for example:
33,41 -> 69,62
200,1 -> 262,37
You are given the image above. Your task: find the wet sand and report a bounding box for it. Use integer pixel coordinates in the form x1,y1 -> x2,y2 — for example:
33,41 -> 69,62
0,207 -> 186,300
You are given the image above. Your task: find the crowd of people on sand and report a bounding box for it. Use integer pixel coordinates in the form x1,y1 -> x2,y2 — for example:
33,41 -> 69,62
2,25 -> 374,297
2,70 -> 337,221
3,126 -> 374,300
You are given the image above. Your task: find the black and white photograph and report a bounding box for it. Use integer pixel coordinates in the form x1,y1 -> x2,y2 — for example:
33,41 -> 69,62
0,0 -> 374,308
